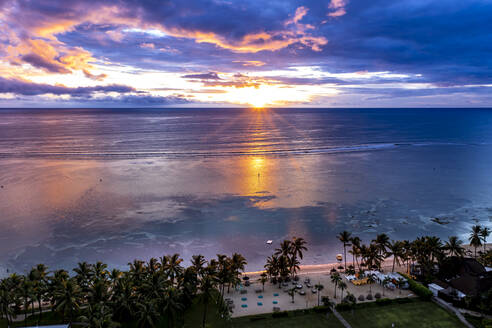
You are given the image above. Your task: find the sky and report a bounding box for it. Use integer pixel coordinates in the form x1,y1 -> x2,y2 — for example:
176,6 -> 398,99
0,0 -> 491,108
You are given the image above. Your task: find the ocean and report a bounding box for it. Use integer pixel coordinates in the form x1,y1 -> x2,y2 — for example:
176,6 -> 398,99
0,108 -> 491,274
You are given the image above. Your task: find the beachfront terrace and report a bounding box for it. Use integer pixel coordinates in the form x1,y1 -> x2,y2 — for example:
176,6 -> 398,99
226,265 -> 414,318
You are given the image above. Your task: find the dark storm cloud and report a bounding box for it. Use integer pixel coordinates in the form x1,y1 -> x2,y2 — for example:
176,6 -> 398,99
182,72 -> 221,80
0,77 -> 134,96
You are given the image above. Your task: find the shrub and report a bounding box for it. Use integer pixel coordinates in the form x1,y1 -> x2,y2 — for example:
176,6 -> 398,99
313,305 -> 331,313
272,311 -> 289,318
321,296 -> 332,306
374,292 -> 381,299
292,309 -> 304,316
376,298 -> 392,306
400,273 -> 433,300
358,295 -> 365,302
335,302 -> 353,312
343,293 -> 357,304
395,297 -> 412,304
366,293 -> 373,300
249,316 -> 266,322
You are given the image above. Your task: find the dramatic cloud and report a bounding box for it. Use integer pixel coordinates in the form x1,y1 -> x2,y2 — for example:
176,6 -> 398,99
0,0 -> 491,107
182,72 -> 221,80
0,76 -> 134,96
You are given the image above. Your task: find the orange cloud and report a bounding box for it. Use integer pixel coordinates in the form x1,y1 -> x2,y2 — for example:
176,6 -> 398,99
328,0 -> 348,17
233,60 -> 266,67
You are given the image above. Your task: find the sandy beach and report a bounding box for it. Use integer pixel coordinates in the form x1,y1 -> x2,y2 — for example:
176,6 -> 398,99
228,259 -> 413,317
229,244 -> 491,317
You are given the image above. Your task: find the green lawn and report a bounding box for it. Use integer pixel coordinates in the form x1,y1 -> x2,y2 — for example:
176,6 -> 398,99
340,299 -> 466,328
230,312 -> 344,328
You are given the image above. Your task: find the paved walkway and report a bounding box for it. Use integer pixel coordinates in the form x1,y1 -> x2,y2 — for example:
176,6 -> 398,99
432,297 -> 474,328
331,308 -> 352,328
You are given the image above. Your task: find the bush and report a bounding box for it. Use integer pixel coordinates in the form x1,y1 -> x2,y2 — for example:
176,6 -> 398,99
249,316 -> 266,322
272,311 -> 289,318
313,305 -> 331,313
375,298 -> 392,306
395,297 -> 413,304
358,295 -> 365,302
292,309 -> 304,316
321,296 -> 332,306
343,293 -> 357,304
400,273 -> 433,300
366,293 -> 373,300
335,303 -> 353,312
374,292 -> 381,299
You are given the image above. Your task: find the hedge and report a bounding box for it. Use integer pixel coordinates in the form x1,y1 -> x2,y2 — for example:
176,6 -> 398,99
272,311 -> 289,318
335,303 -> 353,311
375,298 -> 392,306
313,305 -> 331,313
400,273 -> 433,300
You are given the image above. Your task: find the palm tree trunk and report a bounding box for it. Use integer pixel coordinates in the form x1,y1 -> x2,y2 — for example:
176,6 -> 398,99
202,301 -> 208,328
38,298 -> 42,324
392,257 -> 395,273
343,245 -> 347,271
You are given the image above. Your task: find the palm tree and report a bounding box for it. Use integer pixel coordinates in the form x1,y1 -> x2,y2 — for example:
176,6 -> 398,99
315,283 -> 324,306
290,237 -> 307,274
444,236 -> 465,257
372,234 -> 390,270
288,287 -> 296,303
337,231 -> 352,271
480,227 -> 490,253
74,262 -> 93,292
230,253 -> 247,291
136,300 -> 160,328
31,264 -> 48,323
147,258 -> 161,274
338,281 -> 347,300
469,225 -> 483,259
79,303 -> 117,328
382,277 -> 391,296
191,255 -> 207,278
54,278 -> 81,325
20,277 -> 34,323
330,273 -> 342,298
199,273 -> 217,328
396,278 -> 405,295
93,261 -> 108,280
275,240 -> 292,257
388,240 -> 404,272
161,287 -> 184,328
164,254 -> 184,285
350,236 -> 361,270
264,255 -> 279,282
112,277 -> 136,322
260,273 -> 267,292
366,275 -> 375,294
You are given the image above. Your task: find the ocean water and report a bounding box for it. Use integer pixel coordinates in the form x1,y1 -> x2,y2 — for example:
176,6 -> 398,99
0,108 -> 491,274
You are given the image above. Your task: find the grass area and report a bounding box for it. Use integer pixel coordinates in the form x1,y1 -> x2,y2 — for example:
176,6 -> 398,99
230,312 -> 344,328
340,299 -> 466,328
464,313 -> 489,328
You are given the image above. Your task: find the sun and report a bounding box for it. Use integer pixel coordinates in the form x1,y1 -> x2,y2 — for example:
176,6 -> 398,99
222,84 -> 310,107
